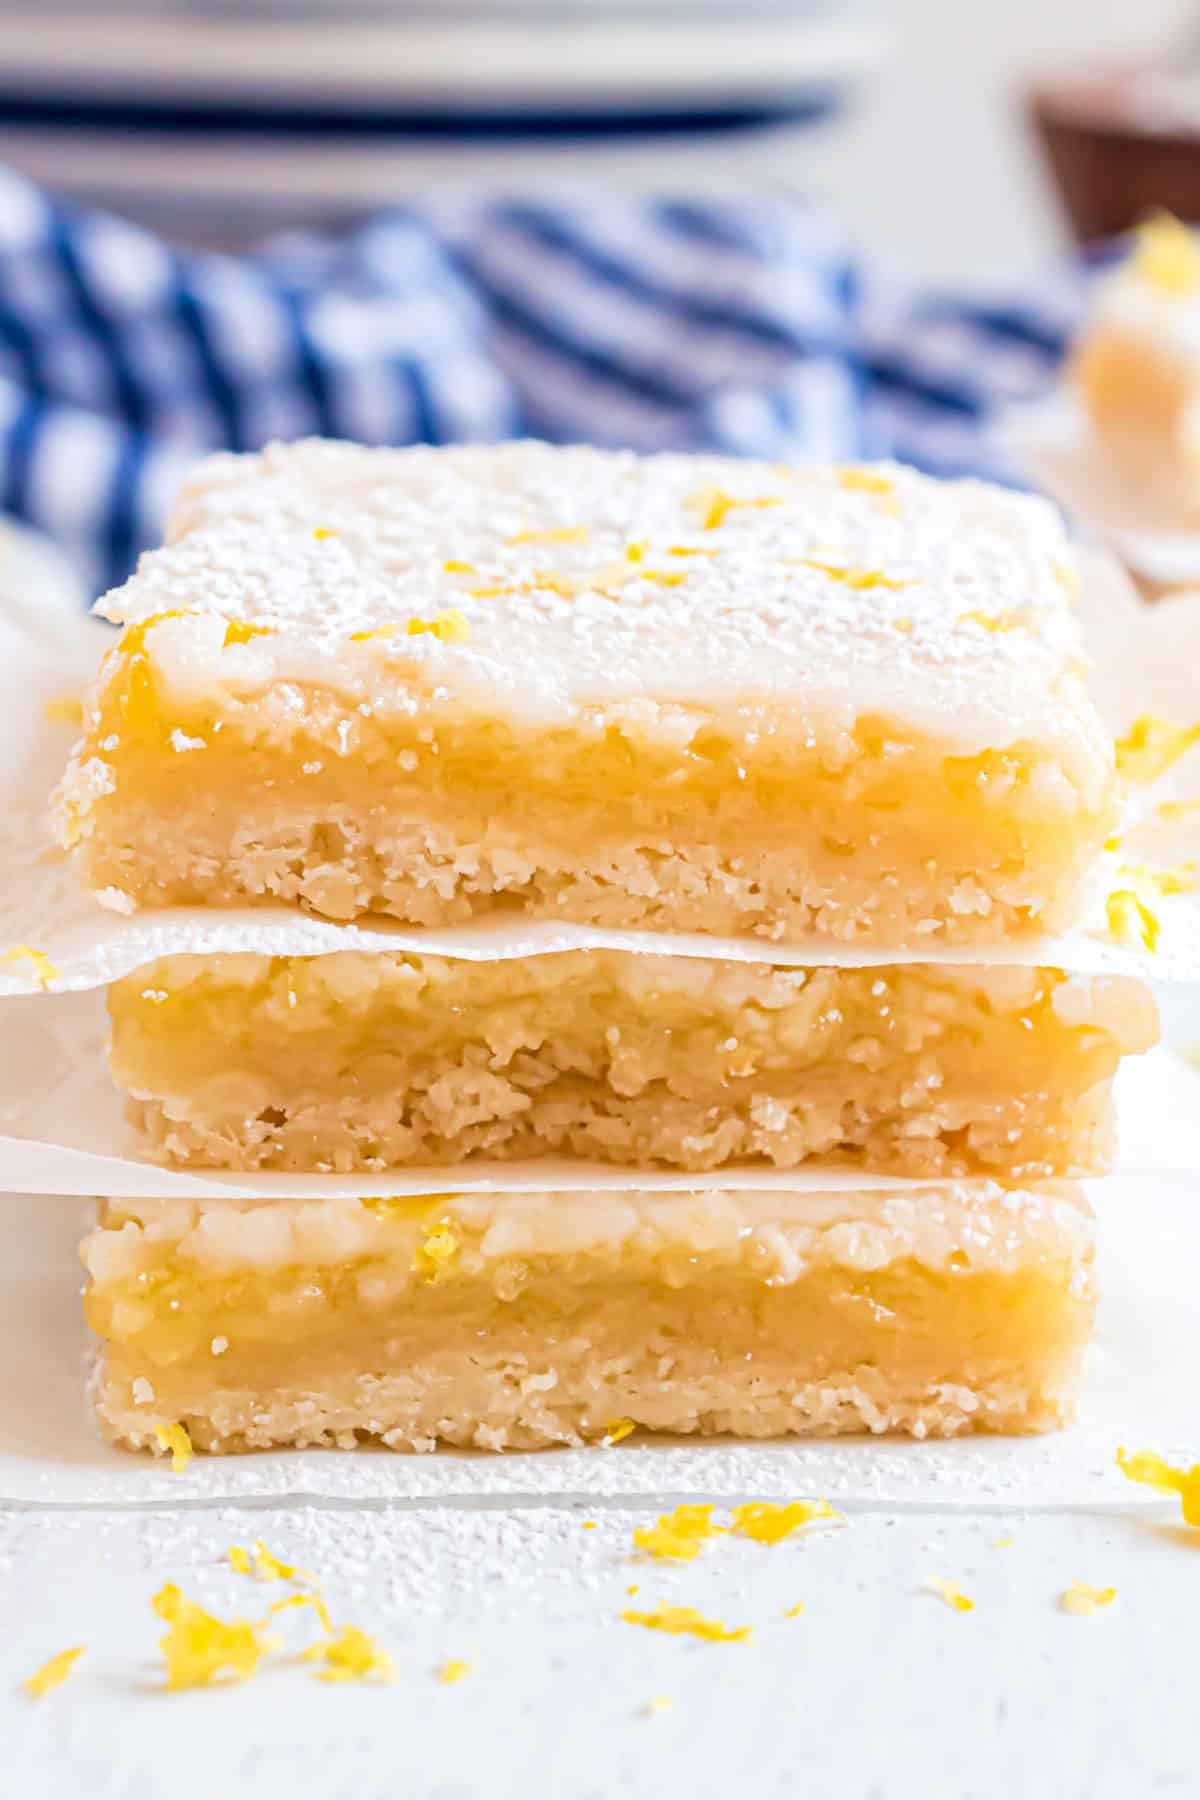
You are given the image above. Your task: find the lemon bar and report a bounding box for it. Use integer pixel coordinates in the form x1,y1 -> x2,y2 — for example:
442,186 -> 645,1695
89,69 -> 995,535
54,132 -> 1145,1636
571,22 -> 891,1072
84,1183 -> 1096,1454
1073,215 -> 1200,521
108,951 -> 1157,1179
58,441 -> 1114,944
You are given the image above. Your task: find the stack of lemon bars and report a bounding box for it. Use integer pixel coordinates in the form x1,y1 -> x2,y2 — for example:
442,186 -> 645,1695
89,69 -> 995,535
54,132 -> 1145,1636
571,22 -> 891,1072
57,441 -> 1159,1458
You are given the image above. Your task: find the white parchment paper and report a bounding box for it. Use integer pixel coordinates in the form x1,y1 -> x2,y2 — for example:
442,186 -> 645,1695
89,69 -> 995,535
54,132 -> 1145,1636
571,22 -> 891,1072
1,1169 -> 1195,1510
2,552 -> 1200,995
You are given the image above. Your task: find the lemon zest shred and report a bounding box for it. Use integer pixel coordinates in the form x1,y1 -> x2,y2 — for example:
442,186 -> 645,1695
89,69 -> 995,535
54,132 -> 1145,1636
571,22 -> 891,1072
795,558 -> 908,592
439,1658 -> 471,1684
43,692 -> 84,726
152,1584 -> 277,1691
667,545 -> 718,558
245,1539 -> 309,1584
604,1417 -> 637,1446
1060,1580 -> 1118,1616
228,1545 -> 253,1575
645,1695 -> 673,1715
728,1499 -> 842,1545
1132,212 -> 1200,297
413,1220 -> 460,1283
312,526 -> 337,540
0,945 -> 59,990
838,465 -> 896,499
302,1625 -> 395,1685
582,1521 -> 596,1530
1106,889 -> 1160,954
407,610 -> 470,643
23,1646 -> 85,1699
222,619 -> 272,647
153,1421 -> 193,1472
621,1605 -> 751,1644
782,1603 -> 806,1620
1116,1446 -> 1200,1526
443,559 -> 476,574
925,1577 -> 975,1613
688,486 -> 783,531
625,539 -> 648,563
1118,860 -> 1196,899
1157,797 -> 1200,822
1115,714 -> 1200,783
632,1504 -> 726,1562
506,525 -> 589,547
528,572 -> 579,598
992,1537 -> 1015,1549
957,609 -> 1025,632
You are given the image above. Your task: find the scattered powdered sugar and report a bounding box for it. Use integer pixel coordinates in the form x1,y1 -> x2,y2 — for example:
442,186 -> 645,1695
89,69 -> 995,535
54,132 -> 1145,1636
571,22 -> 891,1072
95,441 -> 1105,775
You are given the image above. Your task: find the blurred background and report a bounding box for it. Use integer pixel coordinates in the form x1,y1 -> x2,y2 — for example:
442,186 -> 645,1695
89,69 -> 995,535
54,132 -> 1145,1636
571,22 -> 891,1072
1,0 -> 1199,601
0,0 -> 1195,270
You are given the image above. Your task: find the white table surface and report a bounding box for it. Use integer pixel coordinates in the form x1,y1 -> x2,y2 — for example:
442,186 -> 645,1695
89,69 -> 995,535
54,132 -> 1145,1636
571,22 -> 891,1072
2,1491 -> 1195,1798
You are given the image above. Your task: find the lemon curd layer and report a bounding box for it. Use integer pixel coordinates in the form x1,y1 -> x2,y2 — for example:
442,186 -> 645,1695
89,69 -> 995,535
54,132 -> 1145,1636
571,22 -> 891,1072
57,442 -> 1114,944
84,1185 -> 1096,1453
107,951 -> 1157,1178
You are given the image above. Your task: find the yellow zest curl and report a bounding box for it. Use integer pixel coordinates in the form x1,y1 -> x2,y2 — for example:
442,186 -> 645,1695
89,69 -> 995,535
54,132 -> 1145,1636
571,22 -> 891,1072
153,1584 -> 276,1691
1106,889 -> 1160,954
604,1417 -> 636,1446
153,1421 -> 193,1472
925,1578 -> 974,1613
302,1625 -> 395,1685
222,619 -> 272,647
632,1504 -> 725,1562
728,1499 -> 842,1544
688,486 -> 783,531
797,559 -> 908,592
1116,1446 -> 1200,1526
1060,1580 -> 1117,1616
621,1605 -> 751,1644
24,1646 -> 85,1699
1115,715 -> 1200,784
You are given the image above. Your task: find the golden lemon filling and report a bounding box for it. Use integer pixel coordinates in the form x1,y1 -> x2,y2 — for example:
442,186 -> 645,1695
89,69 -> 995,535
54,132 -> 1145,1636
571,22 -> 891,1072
57,442 -> 1115,943
84,1186 -> 1095,1453
107,951 -> 1157,1178
61,662 -> 1110,942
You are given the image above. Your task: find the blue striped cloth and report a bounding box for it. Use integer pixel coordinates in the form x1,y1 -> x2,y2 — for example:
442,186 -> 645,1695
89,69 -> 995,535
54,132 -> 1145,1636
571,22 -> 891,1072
0,165 -> 1094,599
